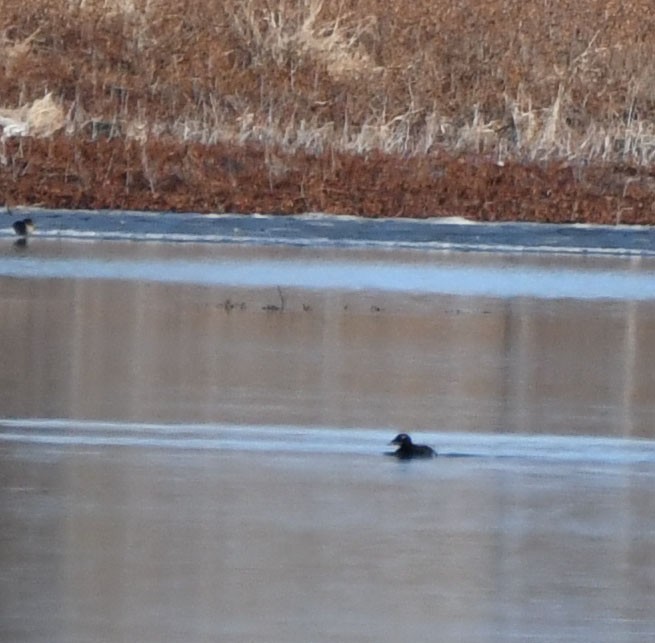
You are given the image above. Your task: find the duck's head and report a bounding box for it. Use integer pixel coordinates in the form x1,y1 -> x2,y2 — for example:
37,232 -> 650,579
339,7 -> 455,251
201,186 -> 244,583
389,433 -> 413,447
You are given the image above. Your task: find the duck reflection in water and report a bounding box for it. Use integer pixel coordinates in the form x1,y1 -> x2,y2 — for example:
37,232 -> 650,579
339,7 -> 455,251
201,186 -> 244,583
388,433 -> 436,459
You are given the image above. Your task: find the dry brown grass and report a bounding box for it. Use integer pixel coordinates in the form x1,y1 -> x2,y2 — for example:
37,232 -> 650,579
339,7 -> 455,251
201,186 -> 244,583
2,0 -> 655,222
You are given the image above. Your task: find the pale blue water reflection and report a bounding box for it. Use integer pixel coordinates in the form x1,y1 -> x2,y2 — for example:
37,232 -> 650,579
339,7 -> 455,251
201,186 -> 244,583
2,239 -> 655,300
4,419 -> 655,464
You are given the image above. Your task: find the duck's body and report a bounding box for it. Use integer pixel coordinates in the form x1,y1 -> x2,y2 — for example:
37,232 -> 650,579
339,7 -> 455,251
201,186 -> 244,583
388,433 -> 436,459
12,218 -> 35,237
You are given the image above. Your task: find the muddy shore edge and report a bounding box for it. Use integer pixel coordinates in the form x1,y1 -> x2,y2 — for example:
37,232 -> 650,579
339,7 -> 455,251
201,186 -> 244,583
1,138 -> 654,227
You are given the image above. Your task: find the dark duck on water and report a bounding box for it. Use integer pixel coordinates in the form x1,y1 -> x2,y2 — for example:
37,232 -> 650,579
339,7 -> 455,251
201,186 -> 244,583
388,433 -> 436,459
12,218 -> 35,237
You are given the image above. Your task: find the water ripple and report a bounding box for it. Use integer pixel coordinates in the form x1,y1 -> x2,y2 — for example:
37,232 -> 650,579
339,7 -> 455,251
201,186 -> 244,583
2,418 -> 655,466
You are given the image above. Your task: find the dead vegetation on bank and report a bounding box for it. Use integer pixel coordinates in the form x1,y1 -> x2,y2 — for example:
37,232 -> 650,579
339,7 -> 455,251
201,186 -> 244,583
1,0 -> 655,222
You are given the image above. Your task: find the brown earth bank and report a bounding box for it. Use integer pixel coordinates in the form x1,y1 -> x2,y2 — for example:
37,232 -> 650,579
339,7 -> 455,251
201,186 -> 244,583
1,136 -> 655,225
3,0 -> 655,224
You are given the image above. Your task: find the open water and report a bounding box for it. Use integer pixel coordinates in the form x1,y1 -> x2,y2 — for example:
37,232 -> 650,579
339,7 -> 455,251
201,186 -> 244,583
1,210 -> 654,642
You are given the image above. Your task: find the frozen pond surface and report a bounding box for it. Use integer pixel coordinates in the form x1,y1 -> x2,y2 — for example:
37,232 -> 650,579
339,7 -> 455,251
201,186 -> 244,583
1,212 -> 655,642
3,207 -> 655,255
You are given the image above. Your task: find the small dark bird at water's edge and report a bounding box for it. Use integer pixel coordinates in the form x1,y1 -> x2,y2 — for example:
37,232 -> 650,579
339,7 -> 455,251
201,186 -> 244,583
12,218 -> 35,237
387,433 -> 436,459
